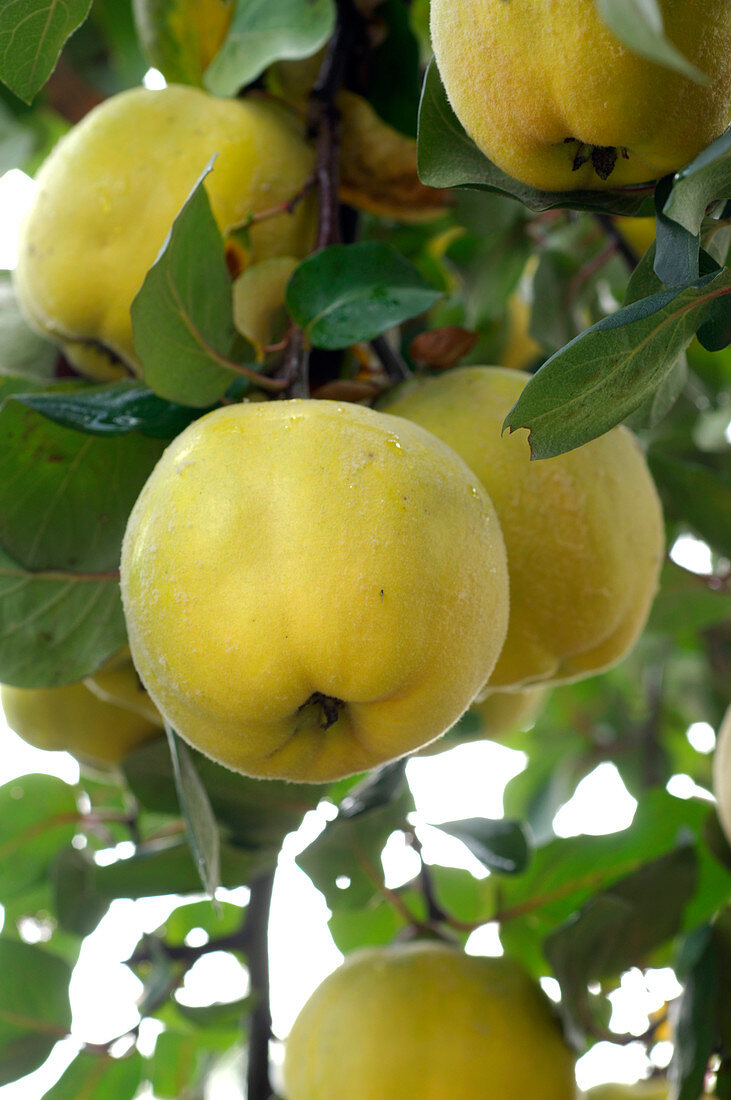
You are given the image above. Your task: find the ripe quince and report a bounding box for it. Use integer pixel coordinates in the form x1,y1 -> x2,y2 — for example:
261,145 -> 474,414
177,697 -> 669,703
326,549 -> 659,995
120,399 -> 509,782
430,0 -> 731,191
382,367 -> 665,690
15,84 -> 315,379
283,941 -> 576,1100
2,675 -> 163,770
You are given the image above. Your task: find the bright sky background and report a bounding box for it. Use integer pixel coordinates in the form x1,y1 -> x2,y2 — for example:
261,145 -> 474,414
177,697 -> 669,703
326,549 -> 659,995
0,105 -> 724,1097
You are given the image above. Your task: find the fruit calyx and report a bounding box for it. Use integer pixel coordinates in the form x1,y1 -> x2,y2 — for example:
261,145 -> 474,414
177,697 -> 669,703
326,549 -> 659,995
563,139 -> 630,180
298,691 -> 346,730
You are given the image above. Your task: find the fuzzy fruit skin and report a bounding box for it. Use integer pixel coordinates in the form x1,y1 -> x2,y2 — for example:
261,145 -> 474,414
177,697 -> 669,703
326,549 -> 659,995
713,704 -> 731,846
382,367 -> 664,690
283,941 -> 576,1100
14,85 -> 315,379
120,400 -> 509,783
430,0 -> 731,192
1,680 -> 162,769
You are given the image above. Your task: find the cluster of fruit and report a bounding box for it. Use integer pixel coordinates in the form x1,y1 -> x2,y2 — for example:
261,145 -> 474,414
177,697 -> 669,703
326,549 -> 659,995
7,73 -> 670,786
2,2 -> 729,1097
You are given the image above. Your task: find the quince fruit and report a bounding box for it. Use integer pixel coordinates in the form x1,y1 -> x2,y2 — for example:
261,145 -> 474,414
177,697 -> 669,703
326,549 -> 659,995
15,84 -> 315,379
382,367 -> 664,690
713,703 -> 731,847
613,217 -> 657,258
283,941 -> 576,1100
120,399 -> 509,782
1,675 -> 163,770
418,685 -> 548,756
430,0 -> 731,191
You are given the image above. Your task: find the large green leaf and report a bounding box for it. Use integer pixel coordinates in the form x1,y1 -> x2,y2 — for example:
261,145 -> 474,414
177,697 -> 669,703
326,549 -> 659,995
433,818 -> 530,875
297,767 -> 414,910
503,267 -> 729,458
0,394 -> 165,572
0,0 -> 93,103
663,130 -> 731,235
131,165 -> 245,407
286,242 -> 441,350
204,0 -> 335,97
545,845 -> 698,1044
0,939 -> 71,1086
42,1050 -> 144,1100
0,543 -> 127,688
0,774 -> 78,904
15,381 -> 204,438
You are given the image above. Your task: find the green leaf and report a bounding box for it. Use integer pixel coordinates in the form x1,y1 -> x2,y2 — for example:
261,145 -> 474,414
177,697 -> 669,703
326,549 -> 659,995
622,352 -> 687,430
648,563 -> 731,635
50,847 -> 110,937
0,543 -> 127,688
286,242 -> 441,350
648,451 -> 731,556
131,163 -> 244,408
15,381 -> 205,438
175,996 -> 251,1030
166,725 -> 221,898
204,0 -> 335,97
416,59 -> 654,218
546,846 -> 698,1044
0,273 -> 56,379
123,736 -> 323,850
498,789 -> 714,943
0,774 -> 78,904
151,1028 -> 238,1098
297,771 -> 415,910
663,129 -> 731,235
92,838 -> 269,900
433,818 -> 529,875
42,1050 -> 144,1100
0,0 -> 93,103
595,0 -> 706,82
0,939 -> 71,1085
0,394 -> 165,572
669,925 -> 719,1100
503,267 -> 729,459
156,898 -> 245,947
654,175 -> 701,286
328,893 -> 419,955
338,760 -> 407,819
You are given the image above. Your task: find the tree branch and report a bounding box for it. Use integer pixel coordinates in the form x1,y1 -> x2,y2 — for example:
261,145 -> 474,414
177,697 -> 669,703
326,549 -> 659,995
245,871 -> 276,1100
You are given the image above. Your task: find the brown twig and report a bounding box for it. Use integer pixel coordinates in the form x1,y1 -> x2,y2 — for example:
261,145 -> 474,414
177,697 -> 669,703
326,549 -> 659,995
245,871 -> 276,1100
370,334 -> 411,382
228,175 -> 317,235
595,212 -> 641,270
